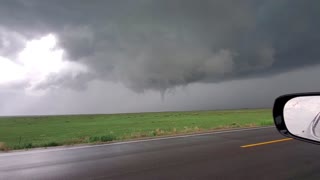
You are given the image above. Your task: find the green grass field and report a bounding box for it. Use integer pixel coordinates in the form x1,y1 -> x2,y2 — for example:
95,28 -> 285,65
0,109 -> 273,151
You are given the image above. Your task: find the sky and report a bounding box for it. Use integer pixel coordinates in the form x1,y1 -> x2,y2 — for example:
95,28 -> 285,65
0,0 -> 319,115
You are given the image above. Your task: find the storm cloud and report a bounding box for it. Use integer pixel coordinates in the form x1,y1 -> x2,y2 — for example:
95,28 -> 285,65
0,0 -> 319,93
0,0 -> 320,115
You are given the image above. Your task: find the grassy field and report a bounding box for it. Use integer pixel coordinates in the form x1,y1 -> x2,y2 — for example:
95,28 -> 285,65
0,109 -> 273,151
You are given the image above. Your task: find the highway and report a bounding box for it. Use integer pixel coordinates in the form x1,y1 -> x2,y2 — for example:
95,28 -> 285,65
1,127 -> 320,180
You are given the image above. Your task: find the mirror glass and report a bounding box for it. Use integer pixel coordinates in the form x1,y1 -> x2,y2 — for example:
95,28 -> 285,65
284,96 -> 320,141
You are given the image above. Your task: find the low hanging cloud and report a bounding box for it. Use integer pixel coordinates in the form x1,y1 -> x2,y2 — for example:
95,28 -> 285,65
0,0 -> 319,93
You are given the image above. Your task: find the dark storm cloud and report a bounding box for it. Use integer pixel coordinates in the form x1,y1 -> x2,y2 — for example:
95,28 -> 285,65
0,27 -> 27,58
0,0 -> 319,92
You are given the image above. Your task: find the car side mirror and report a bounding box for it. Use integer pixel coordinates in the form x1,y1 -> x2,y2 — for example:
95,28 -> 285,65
273,92 -> 320,145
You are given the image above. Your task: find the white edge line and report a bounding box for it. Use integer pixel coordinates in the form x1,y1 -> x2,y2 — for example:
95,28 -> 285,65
0,126 -> 274,156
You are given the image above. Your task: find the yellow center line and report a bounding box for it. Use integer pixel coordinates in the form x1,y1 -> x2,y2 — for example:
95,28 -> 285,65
241,138 -> 293,148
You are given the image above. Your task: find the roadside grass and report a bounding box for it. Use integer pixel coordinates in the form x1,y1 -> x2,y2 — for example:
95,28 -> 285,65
0,109 -> 272,150
0,142 -> 9,151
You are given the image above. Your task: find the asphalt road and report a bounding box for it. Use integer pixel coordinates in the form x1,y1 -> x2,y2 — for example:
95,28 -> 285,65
1,127 -> 320,180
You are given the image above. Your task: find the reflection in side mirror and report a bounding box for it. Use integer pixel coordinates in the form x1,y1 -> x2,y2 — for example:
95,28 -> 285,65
273,93 -> 320,145
284,96 -> 320,142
